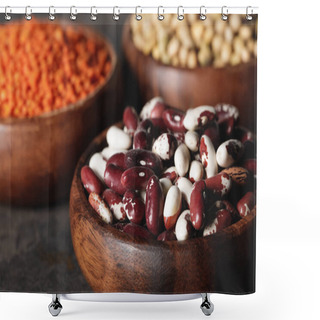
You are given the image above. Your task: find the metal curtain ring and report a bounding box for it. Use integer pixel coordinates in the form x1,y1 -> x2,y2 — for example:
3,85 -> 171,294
113,6 -> 120,21
49,6 -> 55,21
246,6 -> 253,21
221,6 -> 228,21
200,6 -> 207,20
90,6 -> 97,21
25,6 -> 32,20
4,6 -> 12,21
135,6 -> 142,21
70,6 -> 77,20
157,6 -> 164,21
177,6 -> 184,21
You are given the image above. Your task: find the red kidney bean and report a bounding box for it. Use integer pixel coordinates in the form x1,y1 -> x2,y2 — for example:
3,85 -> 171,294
135,119 -> 155,149
123,106 -> 139,136
123,223 -> 154,240
243,159 -> 256,175
89,192 -> 113,224
183,106 -> 216,131
163,186 -> 182,230
106,152 -> 127,170
175,210 -> 194,241
237,191 -> 255,217
81,166 -> 104,195
101,147 -> 127,161
133,130 -> 150,150
124,149 -> 163,175
145,175 -> 164,236
161,166 -> 179,184
162,108 -> 186,133
205,172 -> 232,197
123,190 -> 145,225
189,180 -> 206,230
121,166 -> 155,190
157,230 -> 177,241
137,118 -> 155,136
152,133 -> 178,161
104,164 -> 126,195
199,135 -> 218,178
203,209 -> 232,236
150,101 -> 167,119
211,200 -> 239,221
140,97 -> 165,120
102,189 -> 126,221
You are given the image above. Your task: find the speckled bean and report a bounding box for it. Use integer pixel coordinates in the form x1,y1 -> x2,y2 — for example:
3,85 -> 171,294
174,143 -> 190,177
163,186 -> 182,230
199,135 -> 218,178
123,190 -> 145,224
102,189 -> 126,221
183,105 -> 216,131
175,210 -> 193,241
152,133 -> 178,160
81,166 -> 104,194
89,192 -> 113,224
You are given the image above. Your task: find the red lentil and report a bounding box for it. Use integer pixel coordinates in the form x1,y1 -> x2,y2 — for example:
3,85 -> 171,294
0,20 -> 112,119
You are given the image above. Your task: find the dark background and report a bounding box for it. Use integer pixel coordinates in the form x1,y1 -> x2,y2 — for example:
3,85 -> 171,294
0,14 -> 139,293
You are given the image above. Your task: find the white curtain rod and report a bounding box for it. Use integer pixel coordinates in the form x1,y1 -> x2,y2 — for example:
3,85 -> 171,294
0,6 -> 259,15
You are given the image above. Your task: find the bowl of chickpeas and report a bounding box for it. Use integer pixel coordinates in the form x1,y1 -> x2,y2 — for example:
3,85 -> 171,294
0,20 -> 119,206
123,14 -> 257,131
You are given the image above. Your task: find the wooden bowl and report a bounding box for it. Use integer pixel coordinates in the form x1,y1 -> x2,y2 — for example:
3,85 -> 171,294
70,125 -> 256,294
0,27 -> 119,207
122,23 -> 257,131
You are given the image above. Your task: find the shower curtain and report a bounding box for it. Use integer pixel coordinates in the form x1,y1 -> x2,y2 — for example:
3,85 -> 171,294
0,10 -> 257,295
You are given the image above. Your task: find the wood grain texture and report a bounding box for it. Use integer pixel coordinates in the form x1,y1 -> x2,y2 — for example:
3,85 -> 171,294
122,23 -> 257,131
0,29 -> 119,206
70,125 -> 256,294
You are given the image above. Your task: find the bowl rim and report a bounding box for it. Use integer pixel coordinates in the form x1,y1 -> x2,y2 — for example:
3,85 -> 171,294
70,122 -> 256,250
122,20 -> 257,74
0,22 -> 117,125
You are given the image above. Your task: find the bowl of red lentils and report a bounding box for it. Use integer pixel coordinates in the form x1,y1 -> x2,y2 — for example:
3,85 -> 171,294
0,20 -> 118,206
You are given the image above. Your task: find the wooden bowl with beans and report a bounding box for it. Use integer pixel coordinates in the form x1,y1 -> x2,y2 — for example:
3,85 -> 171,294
123,14 -> 257,131
0,21 -> 119,206
70,99 -> 256,293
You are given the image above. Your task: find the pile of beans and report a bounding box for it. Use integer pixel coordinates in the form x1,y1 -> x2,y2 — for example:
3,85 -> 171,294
0,20 -> 111,119
130,14 -> 257,68
81,97 -> 256,241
